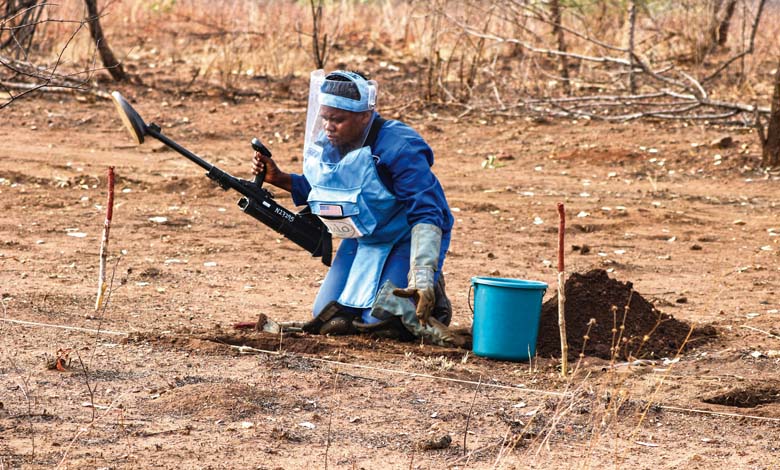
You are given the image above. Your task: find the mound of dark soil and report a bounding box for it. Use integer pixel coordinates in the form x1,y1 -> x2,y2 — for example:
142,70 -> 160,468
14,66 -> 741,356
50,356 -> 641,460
536,269 -> 716,360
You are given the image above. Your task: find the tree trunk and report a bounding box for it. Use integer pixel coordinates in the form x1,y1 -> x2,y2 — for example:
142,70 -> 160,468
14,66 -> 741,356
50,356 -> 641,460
1,0 -> 44,54
84,0 -> 126,82
309,0 -> 328,69
700,0 -> 738,59
549,0 -> 570,96
761,61 -> 780,168
626,1 -> 637,94
716,0 -> 738,47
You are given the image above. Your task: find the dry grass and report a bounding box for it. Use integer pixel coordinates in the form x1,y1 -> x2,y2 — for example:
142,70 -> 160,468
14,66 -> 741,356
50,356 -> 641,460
8,0 -> 779,110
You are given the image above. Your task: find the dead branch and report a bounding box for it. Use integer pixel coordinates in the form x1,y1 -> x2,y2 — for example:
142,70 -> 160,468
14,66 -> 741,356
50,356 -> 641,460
679,70 -> 707,100
0,6 -> 115,108
557,203 -> 567,376
312,1 -> 325,67
0,18 -> 89,107
446,13 -> 632,68
499,0 -> 628,54
0,0 -> 45,55
462,375 -> 482,455
95,167 -> 115,311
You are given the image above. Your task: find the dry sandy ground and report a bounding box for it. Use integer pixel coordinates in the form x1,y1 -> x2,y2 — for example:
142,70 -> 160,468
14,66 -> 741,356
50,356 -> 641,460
1,88 -> 779,469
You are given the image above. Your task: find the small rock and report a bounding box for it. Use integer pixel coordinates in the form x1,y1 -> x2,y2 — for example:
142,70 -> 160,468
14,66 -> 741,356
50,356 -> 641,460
572,244 -> 591,255
418,434 -> 452,451
676,297 -> 688,304
710,136 -> 734,149
690,244 -> 703,251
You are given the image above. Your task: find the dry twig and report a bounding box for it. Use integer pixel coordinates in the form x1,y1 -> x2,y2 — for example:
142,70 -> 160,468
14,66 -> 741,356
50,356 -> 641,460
462,374 -> 482,455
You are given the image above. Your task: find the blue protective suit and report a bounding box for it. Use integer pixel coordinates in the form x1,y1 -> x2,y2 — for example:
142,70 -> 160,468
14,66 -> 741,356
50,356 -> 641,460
290,113 -> 453,323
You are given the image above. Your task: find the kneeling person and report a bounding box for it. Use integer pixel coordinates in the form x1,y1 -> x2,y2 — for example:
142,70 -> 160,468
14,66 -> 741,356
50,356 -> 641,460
252,70 -> 454,342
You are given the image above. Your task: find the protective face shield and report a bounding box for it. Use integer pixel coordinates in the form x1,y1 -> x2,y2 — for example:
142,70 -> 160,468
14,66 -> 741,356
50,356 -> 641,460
303,70 -> 377,162
303,69 -> 326,154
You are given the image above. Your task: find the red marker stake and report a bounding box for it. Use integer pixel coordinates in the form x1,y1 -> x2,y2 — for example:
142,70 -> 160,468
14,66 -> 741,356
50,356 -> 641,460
557,202 -> 568,376
95,167 -> 115,311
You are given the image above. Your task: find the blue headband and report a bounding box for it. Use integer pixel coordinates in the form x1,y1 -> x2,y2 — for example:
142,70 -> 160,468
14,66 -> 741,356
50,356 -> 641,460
319,71 -> 376,112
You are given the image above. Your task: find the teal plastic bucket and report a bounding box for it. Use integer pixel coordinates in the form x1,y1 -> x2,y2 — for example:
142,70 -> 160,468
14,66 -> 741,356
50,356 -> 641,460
471,277 -> 548,361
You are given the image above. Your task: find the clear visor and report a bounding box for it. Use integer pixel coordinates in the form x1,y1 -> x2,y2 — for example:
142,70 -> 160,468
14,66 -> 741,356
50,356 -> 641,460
305,107 -> 375,162
303,73 -> 378,162
303,69 -> 326,154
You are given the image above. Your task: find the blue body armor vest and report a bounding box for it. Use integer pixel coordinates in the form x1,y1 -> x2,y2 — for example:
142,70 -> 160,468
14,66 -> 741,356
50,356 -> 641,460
303,120 -> 410,308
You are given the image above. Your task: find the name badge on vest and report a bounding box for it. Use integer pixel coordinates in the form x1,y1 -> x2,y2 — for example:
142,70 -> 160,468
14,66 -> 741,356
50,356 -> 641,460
320,217 -> 363,238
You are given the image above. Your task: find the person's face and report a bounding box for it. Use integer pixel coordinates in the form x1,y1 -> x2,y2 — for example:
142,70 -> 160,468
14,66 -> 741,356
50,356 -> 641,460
320,105 -> 372,148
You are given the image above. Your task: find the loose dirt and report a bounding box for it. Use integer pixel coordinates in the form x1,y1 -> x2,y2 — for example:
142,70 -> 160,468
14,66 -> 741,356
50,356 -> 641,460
537,269 -> 718,360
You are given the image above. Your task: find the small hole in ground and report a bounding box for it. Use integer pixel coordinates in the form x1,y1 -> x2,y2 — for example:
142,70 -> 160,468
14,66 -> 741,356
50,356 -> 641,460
702,383 -> 780,408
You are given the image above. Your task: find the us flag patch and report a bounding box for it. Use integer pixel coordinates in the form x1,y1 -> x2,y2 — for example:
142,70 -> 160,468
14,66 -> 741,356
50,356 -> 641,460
319,204 -> 343,216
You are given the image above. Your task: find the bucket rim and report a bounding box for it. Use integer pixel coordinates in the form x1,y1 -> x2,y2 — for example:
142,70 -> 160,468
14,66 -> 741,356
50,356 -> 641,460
471,276 -> 548,289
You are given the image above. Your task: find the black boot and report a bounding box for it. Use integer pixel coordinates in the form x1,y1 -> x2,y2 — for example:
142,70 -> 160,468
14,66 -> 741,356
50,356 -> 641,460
302,301 -> 359,336
432,274 -> 452,326
353,316 -> 416,342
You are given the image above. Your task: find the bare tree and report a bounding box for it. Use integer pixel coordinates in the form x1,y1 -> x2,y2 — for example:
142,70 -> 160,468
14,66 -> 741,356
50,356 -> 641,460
1,0 -> 45,57
548,0 -> 570,96
429,0 -> 780,166
84,0 -> 126,81
439,0 -> 778,166
697,0 -> 740,61
1,2 -> 109,108
309,0 -> 329,69
625,1 -> 637,94
716,0 -> 739,47
758,60 -> 780,168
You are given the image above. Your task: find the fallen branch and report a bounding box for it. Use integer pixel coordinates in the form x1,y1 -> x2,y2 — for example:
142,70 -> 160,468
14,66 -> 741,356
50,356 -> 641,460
0,79 -> 111,99
740,324 -> 780,340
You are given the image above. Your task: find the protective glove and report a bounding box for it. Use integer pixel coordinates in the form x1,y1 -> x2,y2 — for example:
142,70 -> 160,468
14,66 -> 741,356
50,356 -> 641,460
393,223 -> 442,326
370,280 -> 468,348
